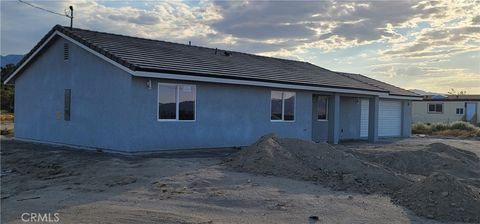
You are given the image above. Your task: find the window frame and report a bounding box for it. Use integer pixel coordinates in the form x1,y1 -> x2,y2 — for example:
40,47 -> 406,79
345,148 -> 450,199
157,83 -> 196,122
456,108 -> 464,115
316,96 -> 328,121
427,103 -> 443,114
270,91 -> 296,122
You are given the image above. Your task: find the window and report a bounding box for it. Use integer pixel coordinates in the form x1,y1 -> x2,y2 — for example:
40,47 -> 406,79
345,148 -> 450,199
428,103 -> 443,113
63,43 -> 69,61
64,89 -> 71,121
179,85 -> 195,120
271,91 -> 295,121
317,96 -> 328,120
158,83 -> 195,121
456,108 -> 464,115
158,85 -> 176,119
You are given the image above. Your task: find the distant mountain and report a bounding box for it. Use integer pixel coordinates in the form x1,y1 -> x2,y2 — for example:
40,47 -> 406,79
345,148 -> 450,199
409,89 -> 445,96
1,54 -> 23,67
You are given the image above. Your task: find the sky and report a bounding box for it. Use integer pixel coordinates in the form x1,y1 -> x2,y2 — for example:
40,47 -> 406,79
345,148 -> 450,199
1,0 -> 479,94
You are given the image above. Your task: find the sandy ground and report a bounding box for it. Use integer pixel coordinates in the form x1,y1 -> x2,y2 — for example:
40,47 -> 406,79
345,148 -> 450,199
341,136 -> 480,157
1,137 -> 479,224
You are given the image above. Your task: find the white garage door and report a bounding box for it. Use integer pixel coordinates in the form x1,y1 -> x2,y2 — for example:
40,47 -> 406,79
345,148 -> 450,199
360,99 -> 369,137
379,100 -> 402,137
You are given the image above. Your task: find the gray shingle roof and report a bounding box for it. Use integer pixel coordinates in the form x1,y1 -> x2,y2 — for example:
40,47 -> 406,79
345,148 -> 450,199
337,72 -> 419,97
9,25 -> 419,97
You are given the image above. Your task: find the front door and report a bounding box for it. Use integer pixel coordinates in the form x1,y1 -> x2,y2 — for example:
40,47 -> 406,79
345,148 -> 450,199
466,102 -> 477,122
311,95 -> 328,142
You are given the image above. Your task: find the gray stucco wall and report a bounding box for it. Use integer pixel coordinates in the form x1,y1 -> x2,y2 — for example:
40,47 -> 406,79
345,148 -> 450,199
339,97 -> 361,140
128,77 -> 313,151
14,37 -> 133,151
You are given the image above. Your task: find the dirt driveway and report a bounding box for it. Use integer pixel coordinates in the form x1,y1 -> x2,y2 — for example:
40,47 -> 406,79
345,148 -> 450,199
1,137 -> 478,224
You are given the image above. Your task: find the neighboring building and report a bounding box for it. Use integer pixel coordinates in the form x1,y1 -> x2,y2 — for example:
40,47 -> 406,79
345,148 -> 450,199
412,95 -> 480,125
4,25 -> 421,153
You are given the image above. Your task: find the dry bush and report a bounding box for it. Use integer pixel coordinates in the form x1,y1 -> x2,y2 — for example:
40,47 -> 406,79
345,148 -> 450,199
433,130 -> 476,138
413,121 -> 480,137
412,123 -> 432,134
450,121 -> 477,131
0,128 -> 13,136
430,123 -> 449,132
0,113 -> 14,121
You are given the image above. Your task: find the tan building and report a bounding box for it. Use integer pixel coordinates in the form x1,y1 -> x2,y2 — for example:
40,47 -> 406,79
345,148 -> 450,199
412,95 -> 480,125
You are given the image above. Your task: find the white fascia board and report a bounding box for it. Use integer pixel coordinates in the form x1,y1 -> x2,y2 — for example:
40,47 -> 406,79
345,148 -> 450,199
3,32 -> 58,84
3,31 -> 136,85
56,32 -> 136,75
135,71 -> 389,97
380,95 -> 423,100
5,31 -> 409,100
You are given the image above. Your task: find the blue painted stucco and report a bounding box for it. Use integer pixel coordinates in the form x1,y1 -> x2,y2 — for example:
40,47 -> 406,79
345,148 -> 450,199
13,35 -> 411,152
14,36 -> 313,152
129,77 -> 312,151
311,95 -> 328,142
14,36 -> 133,151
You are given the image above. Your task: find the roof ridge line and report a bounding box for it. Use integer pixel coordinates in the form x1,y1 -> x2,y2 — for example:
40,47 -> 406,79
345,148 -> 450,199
343,72 -> 419,96
56,25 -> 137,70
335,72 -> 390,93
56,25 -> 309,65
5,24 -> 415,98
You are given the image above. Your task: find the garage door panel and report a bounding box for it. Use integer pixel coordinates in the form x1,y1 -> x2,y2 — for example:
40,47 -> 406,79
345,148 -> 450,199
360,99 -> 369,137
379,100 -> 401,137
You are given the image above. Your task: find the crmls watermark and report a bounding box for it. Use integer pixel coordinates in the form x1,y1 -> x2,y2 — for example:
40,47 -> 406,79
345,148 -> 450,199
21,213 -> 60,223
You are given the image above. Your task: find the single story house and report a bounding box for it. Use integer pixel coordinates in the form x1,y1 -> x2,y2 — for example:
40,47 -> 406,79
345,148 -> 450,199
4,25 -> 421,153
412,95 -> 480,125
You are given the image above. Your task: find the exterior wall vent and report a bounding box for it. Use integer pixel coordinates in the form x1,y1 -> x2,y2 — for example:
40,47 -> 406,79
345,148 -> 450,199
64,89 -> 71,121
64,43 -> 69,61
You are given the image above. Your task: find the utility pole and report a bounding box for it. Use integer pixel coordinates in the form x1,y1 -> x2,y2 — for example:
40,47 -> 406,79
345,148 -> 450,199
69,6 -> 73,30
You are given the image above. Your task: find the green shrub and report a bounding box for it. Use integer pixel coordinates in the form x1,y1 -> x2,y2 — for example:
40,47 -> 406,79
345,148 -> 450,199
449,121 -> 476,131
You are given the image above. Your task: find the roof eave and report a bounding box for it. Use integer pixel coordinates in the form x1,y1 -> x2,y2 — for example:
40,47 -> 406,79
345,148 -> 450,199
3,25 -> 137,85
4,25 -> 420,101
134,70 -> 391,97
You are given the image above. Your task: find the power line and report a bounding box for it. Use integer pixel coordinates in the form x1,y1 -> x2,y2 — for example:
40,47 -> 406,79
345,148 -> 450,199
17,0 -> 71,18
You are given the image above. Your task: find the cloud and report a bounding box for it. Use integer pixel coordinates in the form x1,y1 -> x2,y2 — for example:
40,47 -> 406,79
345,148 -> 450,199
1,0 -> 479,93
317,1 -> 445,43
213,23 -> 316,40
211,1 -> 328,40
108,11 -> 159,25
410,72 -> 480,93
3,0 -> 476,55
380,26 -> 480,59
208,1 -> 452,51
368,59 -> 480,94
473,15 -> 480,25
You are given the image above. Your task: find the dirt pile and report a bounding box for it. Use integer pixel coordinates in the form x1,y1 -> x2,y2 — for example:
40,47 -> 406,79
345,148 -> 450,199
225,134 -> 316,179
393,172 -> 480,223
225,134 -> 411,194
351,142 -> 480,180
225,134 -> 480,222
